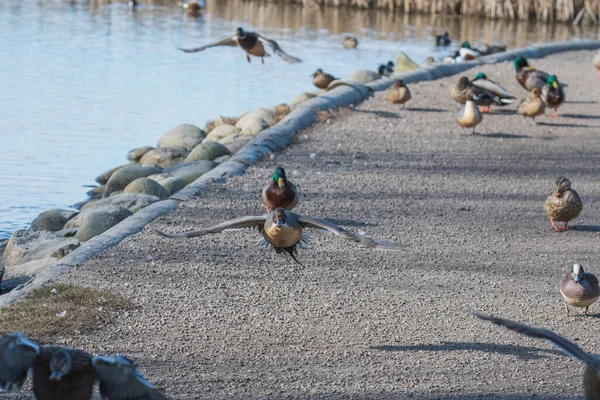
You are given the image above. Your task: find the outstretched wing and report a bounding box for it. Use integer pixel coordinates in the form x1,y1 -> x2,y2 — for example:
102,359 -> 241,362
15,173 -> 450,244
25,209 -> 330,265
297,215 -> 404,251
155,215 -> 267,238
471,312 -> 599,365
93,355 -> 168,400
0,332 -> 40,393
256,34 -> 302,64
178,34 -> 238,53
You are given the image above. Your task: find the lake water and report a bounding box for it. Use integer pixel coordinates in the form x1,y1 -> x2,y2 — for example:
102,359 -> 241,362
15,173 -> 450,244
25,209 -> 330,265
0,0 -> 598,239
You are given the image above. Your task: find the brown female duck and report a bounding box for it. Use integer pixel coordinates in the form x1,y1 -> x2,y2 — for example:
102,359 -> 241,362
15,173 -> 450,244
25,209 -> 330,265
560,264 -> 600,316
544,176 -> 583,232
156,208 -> 404,265
472,312 -> 600,400
343,36 -> 358,49
0,332 -> 167,400
456,97 -> 482,134
262,167 -> 299,212
178,27 -> 301,64
312,69 -> 338,89
541,75 -> 566,118
451,76 -> 503,112
386,79 -> 411,108
517,87 -> 545,122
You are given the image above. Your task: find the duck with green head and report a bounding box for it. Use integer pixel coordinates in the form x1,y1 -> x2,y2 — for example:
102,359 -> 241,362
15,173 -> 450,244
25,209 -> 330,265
458,41 -> 483,60
514,56 -> 551,91
471,72 -> 515,106
541,75 -> 566,118
262,167 -> 300,212
451,76 -> 503,112
560,264 -> 600,316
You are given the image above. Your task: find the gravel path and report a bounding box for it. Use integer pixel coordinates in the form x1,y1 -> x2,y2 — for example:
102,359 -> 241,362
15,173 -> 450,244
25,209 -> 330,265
4,50 -> 600,400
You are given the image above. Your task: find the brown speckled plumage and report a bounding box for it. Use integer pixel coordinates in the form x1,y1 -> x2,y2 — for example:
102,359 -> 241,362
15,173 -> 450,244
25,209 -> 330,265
33,347 -> 95,400
312,69 -> 337,89
387,80 -> 411,108
544,176 -> 583,231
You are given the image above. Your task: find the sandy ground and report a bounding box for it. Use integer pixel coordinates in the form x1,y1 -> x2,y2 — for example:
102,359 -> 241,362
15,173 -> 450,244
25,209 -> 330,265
4,50 -> 600,400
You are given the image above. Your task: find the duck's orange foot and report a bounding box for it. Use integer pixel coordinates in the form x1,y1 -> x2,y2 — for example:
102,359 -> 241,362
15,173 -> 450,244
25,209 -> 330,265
596,69 -> 600,78
551,109 -> 558,118
246,54 -> 251,63
563,222 -> 570,231
550,218 -> 562,232
478,106 -> 490,113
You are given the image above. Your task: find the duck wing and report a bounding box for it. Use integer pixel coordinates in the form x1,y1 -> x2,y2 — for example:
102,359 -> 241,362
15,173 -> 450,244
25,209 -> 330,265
0,332 -> 40,393
255,34 -> 302,63
472,79 -> 514,99
471,312 -> 600,365
155,215 -> 267,238
297,215 -> 404,251
177,34 -> 238,53
93,355 -> 168,400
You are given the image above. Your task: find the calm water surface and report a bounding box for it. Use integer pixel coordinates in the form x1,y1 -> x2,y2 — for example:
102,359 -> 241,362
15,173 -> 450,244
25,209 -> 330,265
0,0 -> 598,239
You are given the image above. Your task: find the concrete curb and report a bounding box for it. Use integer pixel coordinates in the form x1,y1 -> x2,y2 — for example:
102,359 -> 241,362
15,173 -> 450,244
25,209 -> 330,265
2,40 -> 599,306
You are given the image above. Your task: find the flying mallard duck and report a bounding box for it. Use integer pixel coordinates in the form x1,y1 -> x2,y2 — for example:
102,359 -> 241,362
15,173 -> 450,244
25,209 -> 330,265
156,208 -> 403,265
262,167 -> 300,212
178,27 -> 302,64
471,72 -> 515,104
343,36 -> 358,49
451,76 -> 505,112
472,312 -> 600,400
435,31 -> 451,46
0,332 -> 167,400
312,69 -> 338,89
517,87 -> 545,122
386,79 -> 411,108
594,51 -> 600,77
544,176 -> 583,232
560,264 -> 600,316
541,75 -> 566,118
513,57 -> 561,92
456,95 -> 483,134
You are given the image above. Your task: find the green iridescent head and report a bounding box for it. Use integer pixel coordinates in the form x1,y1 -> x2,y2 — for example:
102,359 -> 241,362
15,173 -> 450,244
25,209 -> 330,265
272,167 -> 287,188
547,75 -> 559,89
474,72 -> 487,80
461,41 -> 471,49
514,57 -> 530,70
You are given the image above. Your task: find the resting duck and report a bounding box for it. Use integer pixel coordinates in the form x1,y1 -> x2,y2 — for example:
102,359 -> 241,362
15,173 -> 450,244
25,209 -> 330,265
156,208 -> 404,265
178,27 -> 301,64
312,69 -> 338,89
482,44 -> 506,55
472,312 -> 600,400
435,32 -> 451,46
343,36 -> 358,49
179,1 -> 203,16
457,41 -> 483,60
517,87 -> 545,122
456,95 -> 482,134
541,75 -> 566,118
0,332 -> 167,400
451,76 -> 503,112
471,72 -> 515,106
386,79 -> 411,108
514,57 -> 551,91
560,264 -> 600,316
594,51 -> 600,77
544,176 -> 583,232
128,0 -> 137,7
378,62 -> 394,77
262,167 -> 299,212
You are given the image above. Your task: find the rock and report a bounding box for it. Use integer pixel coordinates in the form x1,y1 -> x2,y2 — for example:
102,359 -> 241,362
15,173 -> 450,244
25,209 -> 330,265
30,210 -> 72,232
347,69 -> 380,84
158,124 -> 205,150
203,124 -> 240,142
79,193 -> 159,214
158,177 -> 187,195
273,104 -> 291,121
75,211 -> 121,242
219,133 -> 254,154
51,242 -> 80,259
104,164 -> 163,197
395,51 -> 420,73
139,146 -> 189,168
65,205 -> 132,229
235,117 -> 270,135
86,185 -> 105,200
214,155 -> 231,164
124,178 -> 170,199
127,146 -> 155,162
215,116 -> 239,127
289,92 -> 317,108
185,141 -> 230,162
163,161 -> 217,184
4,257 -> 58,280
96,164 -> 127,185
2,230 -> 80,267
54,228 -> 78,237
239,108 -> 277,126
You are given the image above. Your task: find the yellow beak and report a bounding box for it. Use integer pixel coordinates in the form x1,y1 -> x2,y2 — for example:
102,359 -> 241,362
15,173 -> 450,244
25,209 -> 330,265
528,66 -> 535,71
277,176 -> 285,188
552,82 -> 558,89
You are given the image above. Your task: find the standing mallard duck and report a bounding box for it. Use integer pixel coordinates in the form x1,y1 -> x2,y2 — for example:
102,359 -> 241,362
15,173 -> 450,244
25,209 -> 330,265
156,208 -> 404,265
594,51 -> 600,77
262,167 -> 299,212
312,69 -> 338,89
471,72 -> 515,105
471,312 -> 600,400
544,176 -> 583,232
435,32 -> 451,46
560,264 -> 600,316
517,87 -> 545,122
386,80 -> 411,108
343,36 -> 358,49
0,332 -> 167,399
178,27 -> 301,64
451,76 -> 503,112
514,57 -> 551,92
456,96 -> 482,134
542,75 -> 566,118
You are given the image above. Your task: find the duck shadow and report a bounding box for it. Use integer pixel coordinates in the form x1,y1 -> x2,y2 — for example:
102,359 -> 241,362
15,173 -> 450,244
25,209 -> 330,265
0,276 -> 29,294
370,341 -> 562,361
536,121 -> 595,128
406,107 -> 446,113
479,132 -> 532,139
560,113 -> 600,120
352,109 -> 400,119
565,100 -> 596,104
571,225 -> 600,232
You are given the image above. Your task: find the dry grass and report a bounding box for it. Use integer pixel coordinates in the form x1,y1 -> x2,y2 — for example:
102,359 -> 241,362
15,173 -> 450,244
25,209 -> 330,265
0,283 -> 134,342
